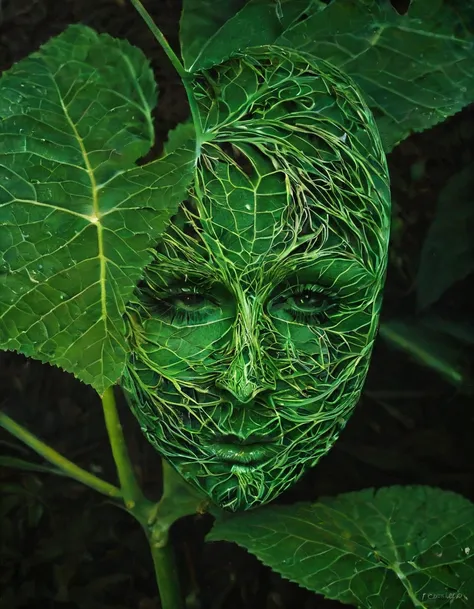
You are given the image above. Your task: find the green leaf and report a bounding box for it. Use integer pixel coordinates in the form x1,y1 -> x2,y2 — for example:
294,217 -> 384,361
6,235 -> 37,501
208,486 -> 474,608
163,119 -> 195,155
417,162 -> 474,309
180,0 -> 247,71
379,319 -> 471,392
0,25 -> 195,395
276,0 -> 474,152
180,0 -> 325,73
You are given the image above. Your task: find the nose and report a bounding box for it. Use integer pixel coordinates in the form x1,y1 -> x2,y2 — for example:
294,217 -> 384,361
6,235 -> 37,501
215,343 -> 276,403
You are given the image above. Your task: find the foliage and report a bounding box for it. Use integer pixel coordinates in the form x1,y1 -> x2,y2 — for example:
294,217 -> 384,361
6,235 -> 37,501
0,24 -> 196,395
180,0 -> 474,152
0,0 -> 474,608
276,0 -> 474,152
417,163 -> 474,310
209,486 -> 474,608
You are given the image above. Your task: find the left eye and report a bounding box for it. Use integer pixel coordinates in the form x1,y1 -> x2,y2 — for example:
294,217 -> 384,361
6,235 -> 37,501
173,292 -> 209,309
288,291 -> 326,311
269,284 -> 335,325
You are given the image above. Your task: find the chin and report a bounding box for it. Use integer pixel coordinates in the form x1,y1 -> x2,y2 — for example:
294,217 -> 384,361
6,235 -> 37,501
190,459 -> 304,512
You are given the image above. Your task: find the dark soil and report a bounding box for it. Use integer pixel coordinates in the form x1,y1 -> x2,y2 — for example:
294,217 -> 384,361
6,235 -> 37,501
1,2 -> 473,608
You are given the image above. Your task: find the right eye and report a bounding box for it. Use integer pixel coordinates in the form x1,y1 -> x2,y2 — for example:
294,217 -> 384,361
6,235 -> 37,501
154,289 -> 217,325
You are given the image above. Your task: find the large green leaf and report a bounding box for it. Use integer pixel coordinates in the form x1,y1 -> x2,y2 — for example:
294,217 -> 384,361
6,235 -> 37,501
416,163 -> 474,309
179,0 -> 247,71
179,0 -> 325,73
0,25 -> 195,396
208,486 -> 474,608
276,0 -> 474,152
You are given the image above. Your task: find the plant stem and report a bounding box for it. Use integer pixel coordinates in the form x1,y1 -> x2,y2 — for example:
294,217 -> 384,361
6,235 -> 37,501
129,0 -> 203,143
148,533 -> 184,609
0,411 -> 121,498
101,386 -> 144,509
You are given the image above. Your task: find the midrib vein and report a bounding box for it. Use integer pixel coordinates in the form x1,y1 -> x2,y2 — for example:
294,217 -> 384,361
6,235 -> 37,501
58,94 -> 108,330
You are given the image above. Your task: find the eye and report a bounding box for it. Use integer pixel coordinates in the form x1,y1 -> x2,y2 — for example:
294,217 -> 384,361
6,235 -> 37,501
270,283 -> 336,325
153,288 -> 216,325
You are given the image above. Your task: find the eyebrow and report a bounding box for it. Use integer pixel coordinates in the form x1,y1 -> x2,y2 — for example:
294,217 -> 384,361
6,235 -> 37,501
146,253 -> 375,299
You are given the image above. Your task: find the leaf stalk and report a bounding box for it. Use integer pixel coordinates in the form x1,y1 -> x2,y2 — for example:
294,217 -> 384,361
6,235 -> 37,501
0,410 -> 122,498
129,0 -> 203,144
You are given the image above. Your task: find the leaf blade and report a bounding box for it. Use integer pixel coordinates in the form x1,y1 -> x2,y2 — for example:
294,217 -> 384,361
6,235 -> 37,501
208,486 -> 474,608
0,25 -> 196,394
276,0 -> 474,152
180,0 -> 323,73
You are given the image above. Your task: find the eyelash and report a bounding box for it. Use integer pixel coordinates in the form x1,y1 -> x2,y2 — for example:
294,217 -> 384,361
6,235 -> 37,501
278,283 -> 333,325
153,283 -> 333,326
153,287 -> 211,325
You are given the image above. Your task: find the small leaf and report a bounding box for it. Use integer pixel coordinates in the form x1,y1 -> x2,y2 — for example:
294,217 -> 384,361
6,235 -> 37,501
180,0 -> 324,72
0,25 -> 196,395
417,163 -> 474,309
208,486 -> 474,608
276,0 -> 474,152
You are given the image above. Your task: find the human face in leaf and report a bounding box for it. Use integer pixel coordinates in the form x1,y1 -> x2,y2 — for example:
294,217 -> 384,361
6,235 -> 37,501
122,47 -> 390,511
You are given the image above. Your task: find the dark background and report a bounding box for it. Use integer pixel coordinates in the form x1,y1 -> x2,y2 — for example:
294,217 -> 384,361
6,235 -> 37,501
1,1 -> 473,608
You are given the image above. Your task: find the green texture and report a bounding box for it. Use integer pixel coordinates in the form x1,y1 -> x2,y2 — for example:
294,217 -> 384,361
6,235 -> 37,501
416,162 -> 474,309
276,0 -> 474,152
179,0 -> 325,73
0,25 -> 196,395
121,45 -> 391,511
208,486 -> 474,608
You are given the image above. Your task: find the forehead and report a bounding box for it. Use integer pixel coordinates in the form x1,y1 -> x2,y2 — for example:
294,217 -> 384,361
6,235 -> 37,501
198,157 -> 294,269
161,155 -> 348,282
155,135 -> 389,288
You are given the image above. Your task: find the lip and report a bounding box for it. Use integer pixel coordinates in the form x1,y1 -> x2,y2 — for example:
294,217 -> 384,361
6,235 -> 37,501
205,442 -> 275,464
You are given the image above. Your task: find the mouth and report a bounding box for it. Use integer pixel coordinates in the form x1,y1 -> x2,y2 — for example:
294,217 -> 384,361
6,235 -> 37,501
204,441 -> 277,465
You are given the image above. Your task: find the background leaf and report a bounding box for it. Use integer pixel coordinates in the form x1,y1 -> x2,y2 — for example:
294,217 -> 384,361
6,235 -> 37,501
0,25 -> 195,395
179,0 -> 247,71
378,318 -> 472,393
416,162 -> 474,309
276,0 -> 474,152
179,0 -> 325,72
208,486 -> 474,608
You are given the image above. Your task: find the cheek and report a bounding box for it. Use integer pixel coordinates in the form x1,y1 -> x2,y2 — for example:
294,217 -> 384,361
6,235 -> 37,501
140,318 -> 233,377
269,310 -> 376,379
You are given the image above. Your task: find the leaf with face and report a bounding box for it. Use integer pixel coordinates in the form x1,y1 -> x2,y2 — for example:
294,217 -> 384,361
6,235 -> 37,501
121,46 -> 391,511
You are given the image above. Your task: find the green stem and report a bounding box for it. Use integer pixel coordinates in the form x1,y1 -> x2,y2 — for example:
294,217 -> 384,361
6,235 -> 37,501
129,0 -> 203,142
101,386 -> 144,509
0,410 -> 121,499
148,531 -> 184,609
